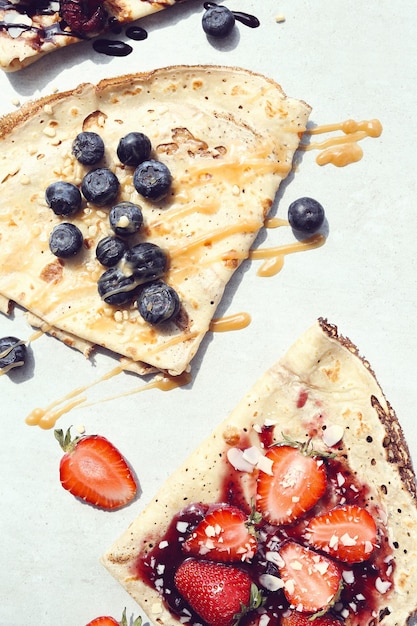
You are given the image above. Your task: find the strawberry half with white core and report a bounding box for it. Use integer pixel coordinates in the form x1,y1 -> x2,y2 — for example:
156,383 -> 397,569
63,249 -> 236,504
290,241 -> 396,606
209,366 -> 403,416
277,541 -> 342,613
55,427 -> 137,509
256,442 -> 327,525
304,504 -> 378,563
281,610 -> 343,625
86,609 -> 142,626
182,504 -> 260,563
174,558 -> 264,626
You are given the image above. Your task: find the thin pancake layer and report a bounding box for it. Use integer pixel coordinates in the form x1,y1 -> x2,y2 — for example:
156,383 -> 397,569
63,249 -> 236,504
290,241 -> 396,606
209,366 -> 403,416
0,65 -> 311,375
102,319 -> 417,626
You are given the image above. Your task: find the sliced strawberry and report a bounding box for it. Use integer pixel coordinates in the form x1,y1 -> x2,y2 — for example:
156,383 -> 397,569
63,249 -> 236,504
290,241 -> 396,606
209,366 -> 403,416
174,558 -> 262,626
278,541 -> 342,613
86,609 -> 142,626
256,444 -> 327,525
55,427 -> 137,510
281,610 -> 342,625
305,504 -> 378,563
182,504 -> 258,563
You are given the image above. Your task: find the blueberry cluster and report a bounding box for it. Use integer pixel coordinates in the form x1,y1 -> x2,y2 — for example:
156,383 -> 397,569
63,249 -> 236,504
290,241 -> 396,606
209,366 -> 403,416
44,130 -> 180,325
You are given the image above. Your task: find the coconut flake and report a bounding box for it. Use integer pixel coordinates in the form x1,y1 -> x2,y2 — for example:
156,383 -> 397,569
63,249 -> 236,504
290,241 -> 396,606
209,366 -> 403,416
259,573 -> 285,592
375,577 -> 391,594
342,570 -> 355,584
322,423 -> 345,447
226,447 -> 255,472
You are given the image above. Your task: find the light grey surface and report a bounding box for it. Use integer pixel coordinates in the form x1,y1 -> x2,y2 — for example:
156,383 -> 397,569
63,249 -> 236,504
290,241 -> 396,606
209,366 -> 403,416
1,1 -> 416,624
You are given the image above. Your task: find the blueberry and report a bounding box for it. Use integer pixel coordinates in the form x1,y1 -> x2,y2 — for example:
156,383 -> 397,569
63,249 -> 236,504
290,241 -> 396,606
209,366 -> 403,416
117,132 -> 152,166
72,132 -> 105,165
0,336 -> 27,372
109,201 -> 143,237
97,267 -> 137,305
81,168 -> 120,206
133,160 -> 172,201
202,4 -> 235,38
137,281 -> 180,325
124,242 -> 167,283
49,223 -> 83,258
45,181 -> 82,217
287,197 -> 325,234
96,236 -> 128,267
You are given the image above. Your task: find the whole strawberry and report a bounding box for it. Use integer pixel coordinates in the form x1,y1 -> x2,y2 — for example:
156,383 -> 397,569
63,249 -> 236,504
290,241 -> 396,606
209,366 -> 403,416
85,608 -> 142,626
55,427 -> 137,510
174,558 -> 263,626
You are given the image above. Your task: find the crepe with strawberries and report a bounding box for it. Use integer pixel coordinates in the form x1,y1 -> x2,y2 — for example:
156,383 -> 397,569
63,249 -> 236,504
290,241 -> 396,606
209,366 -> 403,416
0,0 -> 188,72
102,318 -> 417,626
0,65 -> 310,376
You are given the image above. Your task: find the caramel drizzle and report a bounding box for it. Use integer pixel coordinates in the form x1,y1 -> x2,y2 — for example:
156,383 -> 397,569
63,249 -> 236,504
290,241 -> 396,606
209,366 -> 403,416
25,366 -> 191,430
301,118 -> 382,167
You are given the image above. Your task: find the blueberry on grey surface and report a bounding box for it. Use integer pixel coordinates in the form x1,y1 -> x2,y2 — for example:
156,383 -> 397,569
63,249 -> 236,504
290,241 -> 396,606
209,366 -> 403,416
202,4 -> 235,37
97,267 -> 137,305
124,242 -> 167,283
81,168 -> 120,206
117,132 -> 152,166
109,201 -> 143,237
288,197 -> 325,234
96,236 -> 128,267
0,336 -> 27,371
49,223 -> 84,258
45,181 -> 82,217
133,160 -> 172,201
72,132 -> 105,165
137,281 -> 180,325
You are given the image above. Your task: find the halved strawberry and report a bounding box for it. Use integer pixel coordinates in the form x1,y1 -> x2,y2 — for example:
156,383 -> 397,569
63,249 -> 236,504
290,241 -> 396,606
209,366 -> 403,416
174,558 -> 263,626
281,610 -> 342,625
182,504 -> 259,562
278,541 -> 342,613
256,444 -> 327,525
86,609 -> 142,626
304,504 -> 378,563
55,427 -> 137,510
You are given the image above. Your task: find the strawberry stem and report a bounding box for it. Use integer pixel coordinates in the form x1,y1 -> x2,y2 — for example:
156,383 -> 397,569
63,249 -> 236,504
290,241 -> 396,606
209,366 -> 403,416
54,426 -> 82,453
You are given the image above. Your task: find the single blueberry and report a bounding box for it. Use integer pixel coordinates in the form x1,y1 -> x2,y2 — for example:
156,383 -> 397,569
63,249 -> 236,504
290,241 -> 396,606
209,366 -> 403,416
124,242 -> 167,284
49,223 -> 83,258
97,267 -> 137,305
72,132 -> 105,165
96,236 -> 128,267
45,181 -> 82,217
0,336 -> 27,371
133,160 -> 172,201
109,201 -> 143,237
287,197 -> 325,234
81,168 -> 120,206
137,281 -> 180,325
202,5 -> 235,38
117,132 -> 152,166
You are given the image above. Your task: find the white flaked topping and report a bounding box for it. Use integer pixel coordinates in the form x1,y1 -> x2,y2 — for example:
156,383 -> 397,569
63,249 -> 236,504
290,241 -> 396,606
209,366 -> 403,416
258,614 -> 271,626
227,445 -> 273,475
340,533 -> 358,547
342,570 -> 355,584
158,540 -> 169,549
337,472 -> 346,487
259,573 -> 285,592
375,577 -> 392,594
266,550 -> 285,568
176,521 -> 189,533
322,423 -> 345,447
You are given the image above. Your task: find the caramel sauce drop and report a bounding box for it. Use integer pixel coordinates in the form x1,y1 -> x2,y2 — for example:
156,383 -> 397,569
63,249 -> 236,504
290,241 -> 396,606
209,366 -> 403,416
302,118 -> 382,167
210,312 -> 251,332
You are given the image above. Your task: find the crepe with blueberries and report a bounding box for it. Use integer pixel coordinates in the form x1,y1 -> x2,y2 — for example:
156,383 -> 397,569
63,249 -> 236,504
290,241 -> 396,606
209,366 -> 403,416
0,0 -> 189,72
0,64 -> 311,376
102,318 -> 417,626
